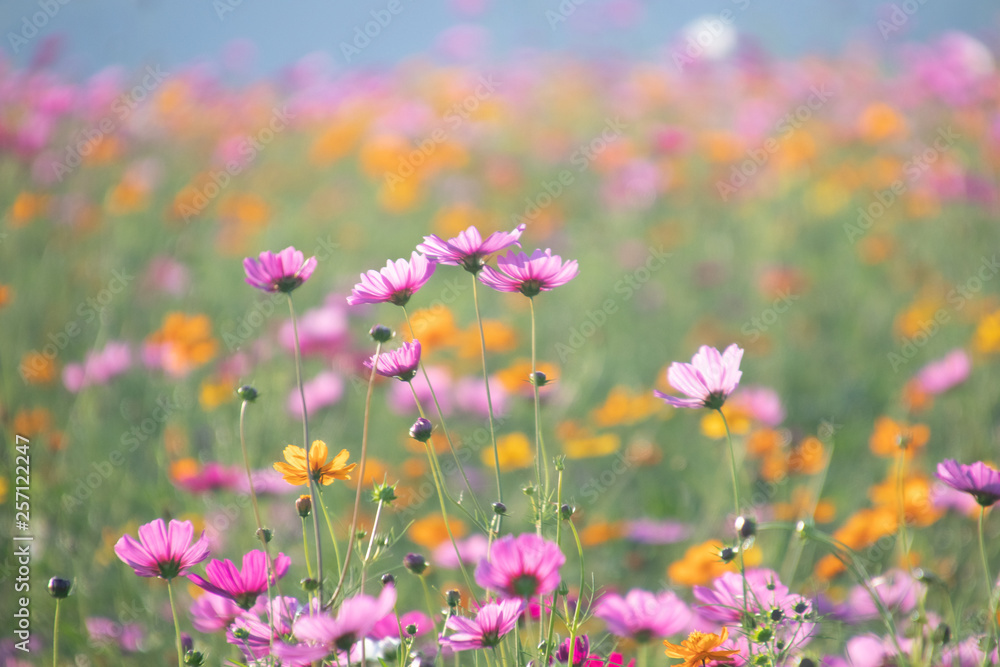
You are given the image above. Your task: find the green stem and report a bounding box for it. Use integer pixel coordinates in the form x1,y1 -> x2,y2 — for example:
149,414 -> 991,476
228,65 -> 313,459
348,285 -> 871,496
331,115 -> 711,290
166,578 -> 184,667
980,506 -> 997,666
542,468 -> 565,667
718,409 -> 754,661
361,498 -> 386,594
325,341 -> 381,610
897,449 -> 912,573
472,275 -> 504,531
403,306 -> 484,519
318,492 -> 344,575
239,399 -> 276,649
419,576 -> 441,639
287,294 -> 323,601
52,598 -> 60,667
301,516 -> 314,579
529,297 -> 550,530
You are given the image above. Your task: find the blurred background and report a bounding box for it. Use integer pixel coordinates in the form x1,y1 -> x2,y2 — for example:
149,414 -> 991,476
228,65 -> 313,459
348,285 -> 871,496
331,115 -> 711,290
3,1 -> 1000,664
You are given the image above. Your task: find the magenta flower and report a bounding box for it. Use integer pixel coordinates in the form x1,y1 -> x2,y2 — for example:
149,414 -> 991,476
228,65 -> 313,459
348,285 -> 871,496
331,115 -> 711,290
439,599 -> 524,651
936,459 -> 1000,507
914,348 -> 971,395
187,550 -> 291,610
654,344 -> 744,410
593,589 -> 691,642
171,462 -> 243,494
243,246 -> 318,293
114,518 -> 210,580
475,533 -> 566,599
228,595 -> 305,661
292,585 -> 397,651
347,252 -> 436,306
417,223 -> 526,273
478,248 -> 579,297
365,340 -> 422,381
189,592 -> 247,633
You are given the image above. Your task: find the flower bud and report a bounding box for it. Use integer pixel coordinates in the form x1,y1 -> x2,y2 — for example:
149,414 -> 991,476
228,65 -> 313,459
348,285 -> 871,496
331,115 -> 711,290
233,627 -> 250,640
372,482 -> 398,504
184,651 -> 205,666
529,371 -> 549,387
446,589 -> 461,607
381,573 -> 396,587
556,580 -> 570,596
405,623 -> 418,636
735,516 -> 757,540
256,528 -> 272,544
755,628 -> 773,643
404,553 -> 428,575
409,417 -> 433,443
493,502 -> 507,515
47,577 -> 72,599
295,495 -> 312,517
719,546 -> 737,563
370,325 -> 394,343
236,385 -> 259,402
301,578 -> 320,592
560,504 -> 575,521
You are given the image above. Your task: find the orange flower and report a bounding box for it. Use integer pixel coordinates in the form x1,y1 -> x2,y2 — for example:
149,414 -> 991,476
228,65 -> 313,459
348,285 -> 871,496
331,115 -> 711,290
668,540 -> 759,586
787,437 -> 826,475
497,359 -> 559,395
406,306 -> 459,350
456,320 -> 518,358
0,284 -> 13,308
408,515 -> 467,549
869,416 -> 929,458
19,352 -> 57,384
145,312 -> 218,376
664,627 -> 740,666
273,440 -> 357,486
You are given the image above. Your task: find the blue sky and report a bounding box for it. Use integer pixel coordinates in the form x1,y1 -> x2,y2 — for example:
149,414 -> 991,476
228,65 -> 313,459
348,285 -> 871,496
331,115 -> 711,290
2,0 -> 998,77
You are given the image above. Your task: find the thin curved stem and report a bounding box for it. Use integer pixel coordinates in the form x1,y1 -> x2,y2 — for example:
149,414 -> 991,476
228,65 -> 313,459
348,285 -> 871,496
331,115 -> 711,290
980,506 -> 997,666
287,294 -> 323,601
325,341 -> 381,611
530,297 -> 550,530
402,306 -> 484,519
239,399 -> 276,648
472,276 -> 504,529
52,599 -> 60,667
166,579 -> 184,667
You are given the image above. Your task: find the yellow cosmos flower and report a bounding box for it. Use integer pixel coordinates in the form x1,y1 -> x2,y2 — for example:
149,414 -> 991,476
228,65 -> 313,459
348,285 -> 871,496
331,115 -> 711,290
664,627 -> 740,667
273,440 -> 357,486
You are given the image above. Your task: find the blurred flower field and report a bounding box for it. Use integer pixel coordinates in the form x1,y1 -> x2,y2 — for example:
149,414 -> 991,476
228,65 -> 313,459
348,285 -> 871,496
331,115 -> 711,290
3,28 -> 1000,666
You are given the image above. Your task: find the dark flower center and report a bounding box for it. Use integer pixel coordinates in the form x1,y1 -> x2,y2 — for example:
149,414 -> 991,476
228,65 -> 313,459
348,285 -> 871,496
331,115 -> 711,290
973,491 -> 1000,507
235,592 -> 258,610
397,369 -> 418,382
704,391 -> 727,410
511,574 -> 539,598
274,276 -> 304,293
335,632 -> 357,651
157,560 -> 181,580
518,279 -> 543,298
390,289 -> 413,306
480,629 -> 501,647
633,628 -> 654,643
461,254 -> 485,274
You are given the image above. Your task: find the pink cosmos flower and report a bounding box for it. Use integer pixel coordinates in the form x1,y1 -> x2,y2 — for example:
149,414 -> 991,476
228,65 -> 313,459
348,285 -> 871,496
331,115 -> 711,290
228,595 -> 305,661
439,599 -> 524,651
583,651 -> 636,667
594,589 -> 691,642
936,459 -> 1000,507
389,365 -> 452,415
654,344 -> 744,410
365,340 -> 422,381
187,550 -> 291,610
475,533 -> 566,599
433,534 -> 490,569
347,252 -> 436,306
114,519 -> 210,580
286,370 -> 344,418
243,246 -> 317,293
172,462 -> 243,494
623,519 -> 689,544
914,349 -> 970,395
278,295 -> 350,356
371,610 -> 432,640
86,617 -> 144,652
189,592 -> 248,633
417,223 -> 525,273
62,341 -> 132,392
292,586 -> 397,653
478,249 -> 579,297
838,569 -> 922,623
728,385 -> 785,425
